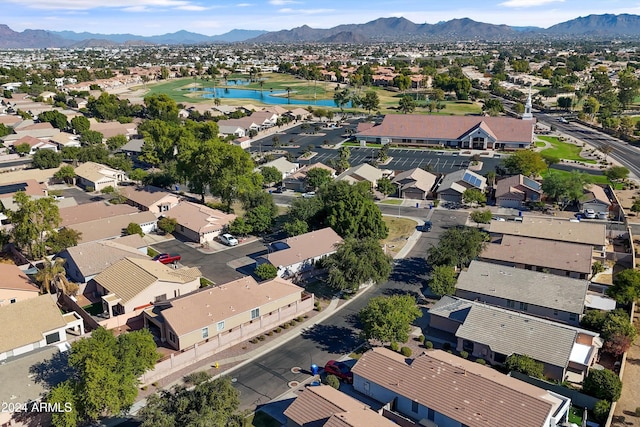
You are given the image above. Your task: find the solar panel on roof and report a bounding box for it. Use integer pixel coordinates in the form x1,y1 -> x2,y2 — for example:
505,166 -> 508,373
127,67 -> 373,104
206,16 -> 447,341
523,177 -> 541,191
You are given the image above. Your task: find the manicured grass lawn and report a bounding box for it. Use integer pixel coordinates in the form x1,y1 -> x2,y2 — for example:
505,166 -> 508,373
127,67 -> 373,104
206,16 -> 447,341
245,410 -> 281,427
542,168 -> 622,188
82,302 -> 103,316
538,135 -> 597,164
568,406 -> 583,425
534,140 -> 546,148
139,79 -> 205,103
380,199 -> 403,205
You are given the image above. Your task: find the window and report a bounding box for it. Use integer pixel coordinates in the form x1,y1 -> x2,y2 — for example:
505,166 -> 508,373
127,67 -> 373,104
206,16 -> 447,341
506,300 -> 515,309
217,321 -> 225,332
251,308 -> 260,319
154,294 -> 167,303
169,331 -> 176,342
411,400 -> 419,413
519,302 -> 528,311
10,298 -> 16,304
202,327 -> 209,339
569,313 -> 577,322
427,408 -> 434,421
45,332 -> 60,345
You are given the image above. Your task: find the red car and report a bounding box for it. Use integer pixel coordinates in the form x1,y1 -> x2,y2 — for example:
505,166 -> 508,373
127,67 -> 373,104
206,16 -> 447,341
153,253 -> 181,264
324,360 -> 353,384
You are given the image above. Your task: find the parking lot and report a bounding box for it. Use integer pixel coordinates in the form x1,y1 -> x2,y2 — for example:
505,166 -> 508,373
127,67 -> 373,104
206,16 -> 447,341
150,238 -> 268,284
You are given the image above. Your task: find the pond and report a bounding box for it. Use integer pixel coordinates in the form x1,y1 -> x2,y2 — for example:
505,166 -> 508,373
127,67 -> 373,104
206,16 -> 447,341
192,86 -> 346,107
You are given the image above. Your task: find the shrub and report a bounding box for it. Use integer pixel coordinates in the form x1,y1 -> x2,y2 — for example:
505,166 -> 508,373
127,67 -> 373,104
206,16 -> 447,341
594,400 -> 611,422
158,217 -> 178,234
267,331 -> 273,336
257,335 -> 265,341
424,341 -> 433,349
505,354 -> 544,378
635,406 -> 640,417
460,351 -> 469,359
86,186 -> 95,192
274,327 -> 282,333
152,382 -> 158,387
325,374 -> 340,389
400,346 -> 412,357
282,323 -> 290,329
476,358 -> 486,365
184,371 -> 210,385
418,334 -> 425,343
583,369 -> 622,402
390,342 -> 400,352
101,185 -> 116,194
296,316 -> 304,322
255,263 -> 278,280
249,338 -> 258,344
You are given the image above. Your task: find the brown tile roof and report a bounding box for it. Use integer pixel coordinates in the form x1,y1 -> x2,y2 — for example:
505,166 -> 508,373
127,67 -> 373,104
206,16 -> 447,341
62,239 -> 149,279
480,234 -> 593,274
16,122 -> 54,132
12,135 -> 42,147
74,161 -> 123,183
0,263 -> 38,293
93,258 -> 201,304
267,227 -> 343,268
0,295 -> 67,353
160,275 -> 303,336
0,179 -> 47,198
357,114 -> 534,143
59,201 -> 139,227
0,115 -> 22,126
69,211 -> 157,244
581,184 -> 611,206
351,348 -> 555,427
167,201 -> 236,234
488,216 -> 606,247
494,174 -> 541,200
118,185 -> 178,209
284,385 -> 396,427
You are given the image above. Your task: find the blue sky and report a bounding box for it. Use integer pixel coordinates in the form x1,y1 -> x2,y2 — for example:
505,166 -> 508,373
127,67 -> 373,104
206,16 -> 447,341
4,0 -> 640,36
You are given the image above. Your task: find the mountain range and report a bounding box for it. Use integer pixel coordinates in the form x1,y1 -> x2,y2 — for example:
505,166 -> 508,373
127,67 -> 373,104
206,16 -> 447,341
1,14 -> 640,48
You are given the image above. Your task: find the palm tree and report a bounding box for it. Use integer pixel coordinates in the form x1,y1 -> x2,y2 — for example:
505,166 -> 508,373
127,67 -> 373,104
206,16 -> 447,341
35,258 -> 77,295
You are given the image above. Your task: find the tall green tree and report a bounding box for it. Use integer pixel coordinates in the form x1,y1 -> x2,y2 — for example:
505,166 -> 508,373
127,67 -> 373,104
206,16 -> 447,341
305,167 -> 333,190
70,115 -> 90,135
502,150 -> 546,177
259,166 -> 282,185
9,192 -> 60,259
361,91 -> 380,114
398,95 -> 417,114
144,93 -> 179,123
542,171 -> 591,210
462,188 -> 486,206
427,226 -> 488,269
106,134 -> 129,151
607,268 -> 640,305
139,374 -> 241,427
283,219 -> 309,237
38,110 -> 68,130
325,238 -> 393,293
49,328 -> 158,425
429,265 -> 457,296
582,369 -> 622,402
33,149 -> 62,169
505,354 -> 544,378
376,177 -> 395,197
79,129 -> 104,145
359,294 -> 422,344
54,165 -> 76,184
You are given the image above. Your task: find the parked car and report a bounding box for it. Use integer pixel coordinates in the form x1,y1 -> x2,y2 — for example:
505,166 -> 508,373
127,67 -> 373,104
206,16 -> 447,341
492,216 -> 506,222
302,191 -> 316,199
422,221 -> 432,232
153,253 -> 181,264
219,233 -> 239,246
324,360 -> 353,384
274,186 -> 286,193
584,209 -> 596,219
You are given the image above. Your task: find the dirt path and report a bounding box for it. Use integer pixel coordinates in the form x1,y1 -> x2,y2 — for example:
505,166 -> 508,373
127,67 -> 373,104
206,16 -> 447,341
612,309 -> 640,426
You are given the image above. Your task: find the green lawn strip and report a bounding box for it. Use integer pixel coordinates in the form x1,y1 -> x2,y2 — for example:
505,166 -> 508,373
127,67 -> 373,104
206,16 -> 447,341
380,199 -> 403,205
538,135 -> 597,164
534,141 -> 546,148
542,168 -> 619,187
568,406 -> 583,425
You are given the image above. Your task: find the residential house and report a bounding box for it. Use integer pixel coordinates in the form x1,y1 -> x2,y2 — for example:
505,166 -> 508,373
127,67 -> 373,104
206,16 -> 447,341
74,161 -> 127,191
336,163 -> 387,190
2,120 -> 60,143
258,157 -> 300,181
118,138 -> 145,159
580,184 -> 612,214
355,114 -> 535,150
88,257 -> 201,318
283,162 -> 336,192
68,211 -> 158,244
59,201 -> 139,227
88,118 -> 137,140
494,174 -> 542,208
428,296 -> 601,382
218,122 -> 246,138
487,216 -> 607,253
264,227 -> 343,278
118,185 -> 181,216
0,263 -> 40,306
143,275 -> 313,351
351,347 -> 571,427
0,295 -> 84,361
49,131 -> 81,149
284,385 -> 397,427
391,167 -> 438,199
436,169 -> 487,203
0,179 -> 48,211
479,234 -> 593,279
59,238 -> 149,284
168,201 -> 236,244
455,261 -> 588,325
9,135 -> 58,154
284,108 -> 312,121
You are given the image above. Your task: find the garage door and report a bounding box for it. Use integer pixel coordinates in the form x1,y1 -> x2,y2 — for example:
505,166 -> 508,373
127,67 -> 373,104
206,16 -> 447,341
498,198 -> 522,209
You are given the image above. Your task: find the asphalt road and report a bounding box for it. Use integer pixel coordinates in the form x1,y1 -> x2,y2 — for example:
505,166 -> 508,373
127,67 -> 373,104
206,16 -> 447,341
231,209 -> 469,412
151,238 -> 268,284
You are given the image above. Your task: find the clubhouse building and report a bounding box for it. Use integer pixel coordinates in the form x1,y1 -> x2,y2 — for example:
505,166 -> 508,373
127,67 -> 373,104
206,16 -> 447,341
355,114 -> 535,150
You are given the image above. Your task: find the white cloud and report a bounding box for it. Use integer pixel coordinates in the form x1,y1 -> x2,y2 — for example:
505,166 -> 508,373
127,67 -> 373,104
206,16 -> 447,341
7,0 -> 200,10
236,3 -> 252,6
122,6 -> 150,12
499,0 -> 564,7
174,4 -> 208,10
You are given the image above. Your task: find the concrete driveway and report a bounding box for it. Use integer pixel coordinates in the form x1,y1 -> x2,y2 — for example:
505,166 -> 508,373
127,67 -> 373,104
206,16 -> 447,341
150,238 -> 269,284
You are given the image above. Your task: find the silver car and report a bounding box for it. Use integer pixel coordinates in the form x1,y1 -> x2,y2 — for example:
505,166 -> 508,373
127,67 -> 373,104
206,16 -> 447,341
220,233 -> 239,246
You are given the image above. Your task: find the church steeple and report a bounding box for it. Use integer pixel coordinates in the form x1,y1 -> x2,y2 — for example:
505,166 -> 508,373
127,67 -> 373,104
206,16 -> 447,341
522,84 -> 533,120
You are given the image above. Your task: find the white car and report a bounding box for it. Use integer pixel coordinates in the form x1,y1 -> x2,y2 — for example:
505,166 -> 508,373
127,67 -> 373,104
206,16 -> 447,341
219,233 -> 239,246
584,209 -> 596,219
492,216 -> 506,222
302,191 -> 316,199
